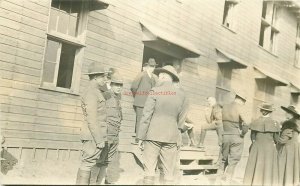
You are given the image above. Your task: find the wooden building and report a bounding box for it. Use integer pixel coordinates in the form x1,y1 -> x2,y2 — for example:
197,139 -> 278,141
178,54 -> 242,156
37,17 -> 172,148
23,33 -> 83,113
1,0 -> 300,164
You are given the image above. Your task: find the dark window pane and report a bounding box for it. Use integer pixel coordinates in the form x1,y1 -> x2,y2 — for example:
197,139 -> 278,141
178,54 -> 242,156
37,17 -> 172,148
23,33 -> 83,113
56,43 -> 77,88
259,24 -> 266,46
291,93 -> 299,105
60,0 -> 71,13
215,87 -> 231,105
71,0 -> 82,13
262,1 -> 267,19
45,39 -> 60,62
42,62 -> 57,83
51,0 -> 60,9
255,79 -> 266,99
223,2 -> 230,25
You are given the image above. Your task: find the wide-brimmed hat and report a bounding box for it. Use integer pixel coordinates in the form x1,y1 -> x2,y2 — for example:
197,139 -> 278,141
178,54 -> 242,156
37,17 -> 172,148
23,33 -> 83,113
84,62 -> 110,75
234,90 -> 247,101
144,58 -> 157,67
110,72 -> 123,85
281,105 -> 300,117
258,103 -> 275,112
154,65 -> 179,82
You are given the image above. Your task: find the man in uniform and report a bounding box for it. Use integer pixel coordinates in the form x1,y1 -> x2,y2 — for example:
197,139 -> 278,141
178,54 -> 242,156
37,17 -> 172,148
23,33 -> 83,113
131,58 -> 158,144
101,72 -> 124,184
217,91 -> 249,184
76,62 -> 110,185
137,65 -> 188,185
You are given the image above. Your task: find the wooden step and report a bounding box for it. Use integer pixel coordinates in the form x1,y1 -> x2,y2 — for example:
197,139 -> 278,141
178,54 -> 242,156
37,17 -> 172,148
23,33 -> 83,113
181,164 -> 218,175
180,164 -> 218,171
180,159 -> 213,166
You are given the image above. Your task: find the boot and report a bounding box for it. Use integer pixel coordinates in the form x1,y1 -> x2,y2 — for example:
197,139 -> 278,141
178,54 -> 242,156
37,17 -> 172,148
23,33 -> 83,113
197,130 -> 206,150
96,165 -> 107,185
187,129 -> 196,147
76,169 -> 91,185
143,176 -> 155,185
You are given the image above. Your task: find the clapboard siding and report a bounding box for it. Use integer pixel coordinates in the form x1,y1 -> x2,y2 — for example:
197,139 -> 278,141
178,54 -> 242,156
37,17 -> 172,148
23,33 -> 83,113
1,0 -> 300,160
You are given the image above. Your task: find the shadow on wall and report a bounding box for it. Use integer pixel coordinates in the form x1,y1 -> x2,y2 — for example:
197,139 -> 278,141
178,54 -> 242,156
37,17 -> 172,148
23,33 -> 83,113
1,148 -> 18,175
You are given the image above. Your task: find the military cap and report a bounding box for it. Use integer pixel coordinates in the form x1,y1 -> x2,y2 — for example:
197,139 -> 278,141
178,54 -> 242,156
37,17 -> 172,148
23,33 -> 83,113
144,58 -> 157,67
111,72 -> 123,85
84,62 -> 110,75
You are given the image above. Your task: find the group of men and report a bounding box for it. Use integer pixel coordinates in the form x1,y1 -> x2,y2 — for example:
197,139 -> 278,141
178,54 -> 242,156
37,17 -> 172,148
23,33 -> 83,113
76,58 -> 250,185
76,62 -> 124,185
129,58 -> 249,184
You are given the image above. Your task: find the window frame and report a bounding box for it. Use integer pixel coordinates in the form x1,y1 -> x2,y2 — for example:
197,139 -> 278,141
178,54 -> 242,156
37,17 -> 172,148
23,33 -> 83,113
215,64 -> 232,105
258,1 -> 280,54
222,0 -> 239,32
40,0 -> 89,95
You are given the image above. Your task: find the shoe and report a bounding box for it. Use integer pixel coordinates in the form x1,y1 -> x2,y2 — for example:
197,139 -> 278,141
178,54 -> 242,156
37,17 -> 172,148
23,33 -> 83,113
105,180 -> 114,184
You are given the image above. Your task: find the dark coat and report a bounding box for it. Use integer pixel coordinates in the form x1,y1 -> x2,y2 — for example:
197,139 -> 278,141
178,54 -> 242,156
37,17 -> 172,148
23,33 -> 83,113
137,81 -> 188,144
277,118 -> 300,186
244,117 -> 280,186
222,102 -> 248,136
130,71 -> 158,107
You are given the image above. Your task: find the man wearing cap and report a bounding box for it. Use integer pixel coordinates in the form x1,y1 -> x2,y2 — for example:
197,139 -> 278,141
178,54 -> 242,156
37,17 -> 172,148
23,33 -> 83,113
217,91 -> 249,184
137,65 -> 188,184
99,72 -> 124,184
76,62 -> 110,185
131,58 -> 158,144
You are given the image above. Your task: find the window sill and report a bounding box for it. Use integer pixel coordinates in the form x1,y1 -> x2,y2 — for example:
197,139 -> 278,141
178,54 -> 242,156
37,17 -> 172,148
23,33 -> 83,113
39,86 -> 80,96
47,31 -> 86,47
216,86 -> 231,92
221,25 -> 237,34
258,45 -> 278,58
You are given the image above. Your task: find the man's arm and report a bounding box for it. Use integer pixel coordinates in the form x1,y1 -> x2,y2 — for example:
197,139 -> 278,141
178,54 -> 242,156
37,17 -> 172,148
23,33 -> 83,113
137,90 -> 156,140
130,72 -> 143,96
82,92 -> 106,146
213,105 -> 222,126
178,95 -> 189,131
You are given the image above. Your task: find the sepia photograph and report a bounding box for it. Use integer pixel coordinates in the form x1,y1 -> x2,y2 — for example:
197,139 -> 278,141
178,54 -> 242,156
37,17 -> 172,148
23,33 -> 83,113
0,0 -> 300,185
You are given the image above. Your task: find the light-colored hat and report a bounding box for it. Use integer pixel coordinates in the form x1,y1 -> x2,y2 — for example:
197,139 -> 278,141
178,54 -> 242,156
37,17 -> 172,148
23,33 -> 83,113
154,65 -> 180,82
84,62 -> 110,75
258,103 -> 275,112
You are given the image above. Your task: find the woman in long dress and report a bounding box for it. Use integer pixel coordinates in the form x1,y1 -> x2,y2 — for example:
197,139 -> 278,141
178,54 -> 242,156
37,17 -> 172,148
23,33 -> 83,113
243,103 -> 280,186
277,105 -> 300,186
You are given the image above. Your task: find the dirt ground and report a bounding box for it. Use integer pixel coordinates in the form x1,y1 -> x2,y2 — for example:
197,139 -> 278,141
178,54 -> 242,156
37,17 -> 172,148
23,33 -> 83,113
1,152 -> 245,185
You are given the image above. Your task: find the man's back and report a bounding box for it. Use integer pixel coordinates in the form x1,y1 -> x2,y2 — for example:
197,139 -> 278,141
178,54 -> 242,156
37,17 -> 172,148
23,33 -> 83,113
138,82 -> 188,143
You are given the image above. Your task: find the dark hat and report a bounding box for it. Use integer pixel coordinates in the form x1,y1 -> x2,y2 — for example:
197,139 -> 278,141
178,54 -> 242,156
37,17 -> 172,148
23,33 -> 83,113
144,58 -> 157,67
234,90 -> 247,101
84,62 -> 110,75
281,105 -> 300,117
110,72 -> 123,84
154,65 -> 179,82
258,103 -> 275,112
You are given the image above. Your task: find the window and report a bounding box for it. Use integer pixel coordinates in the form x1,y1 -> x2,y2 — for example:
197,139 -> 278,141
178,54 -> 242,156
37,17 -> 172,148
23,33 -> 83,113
142,46 -> 179,71
252,78 -> 276,119
215,64 -> 232,105
259,1 -> 280,54
41,0 -> 89,93
291,93 -> 299,106
294,23 -> 300,68
222,0 -> 238,31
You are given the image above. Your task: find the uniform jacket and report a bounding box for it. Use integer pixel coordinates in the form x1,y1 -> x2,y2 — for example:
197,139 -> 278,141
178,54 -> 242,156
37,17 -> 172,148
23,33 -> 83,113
106,90 -> 122,143
80,81 -> 107,144
130,71 -> 158,107
222,102 -> 248,135
137,81 -> 189,143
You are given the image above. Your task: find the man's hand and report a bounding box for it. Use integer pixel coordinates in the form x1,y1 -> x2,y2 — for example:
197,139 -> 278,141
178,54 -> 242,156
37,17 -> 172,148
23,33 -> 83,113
138,140 -> 144,151
96,142 -> 105,149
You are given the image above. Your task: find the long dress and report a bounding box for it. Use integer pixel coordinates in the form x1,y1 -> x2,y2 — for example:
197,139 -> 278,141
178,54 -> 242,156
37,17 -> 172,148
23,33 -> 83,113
277,118 -> 300,186
243,116 -> 280,186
